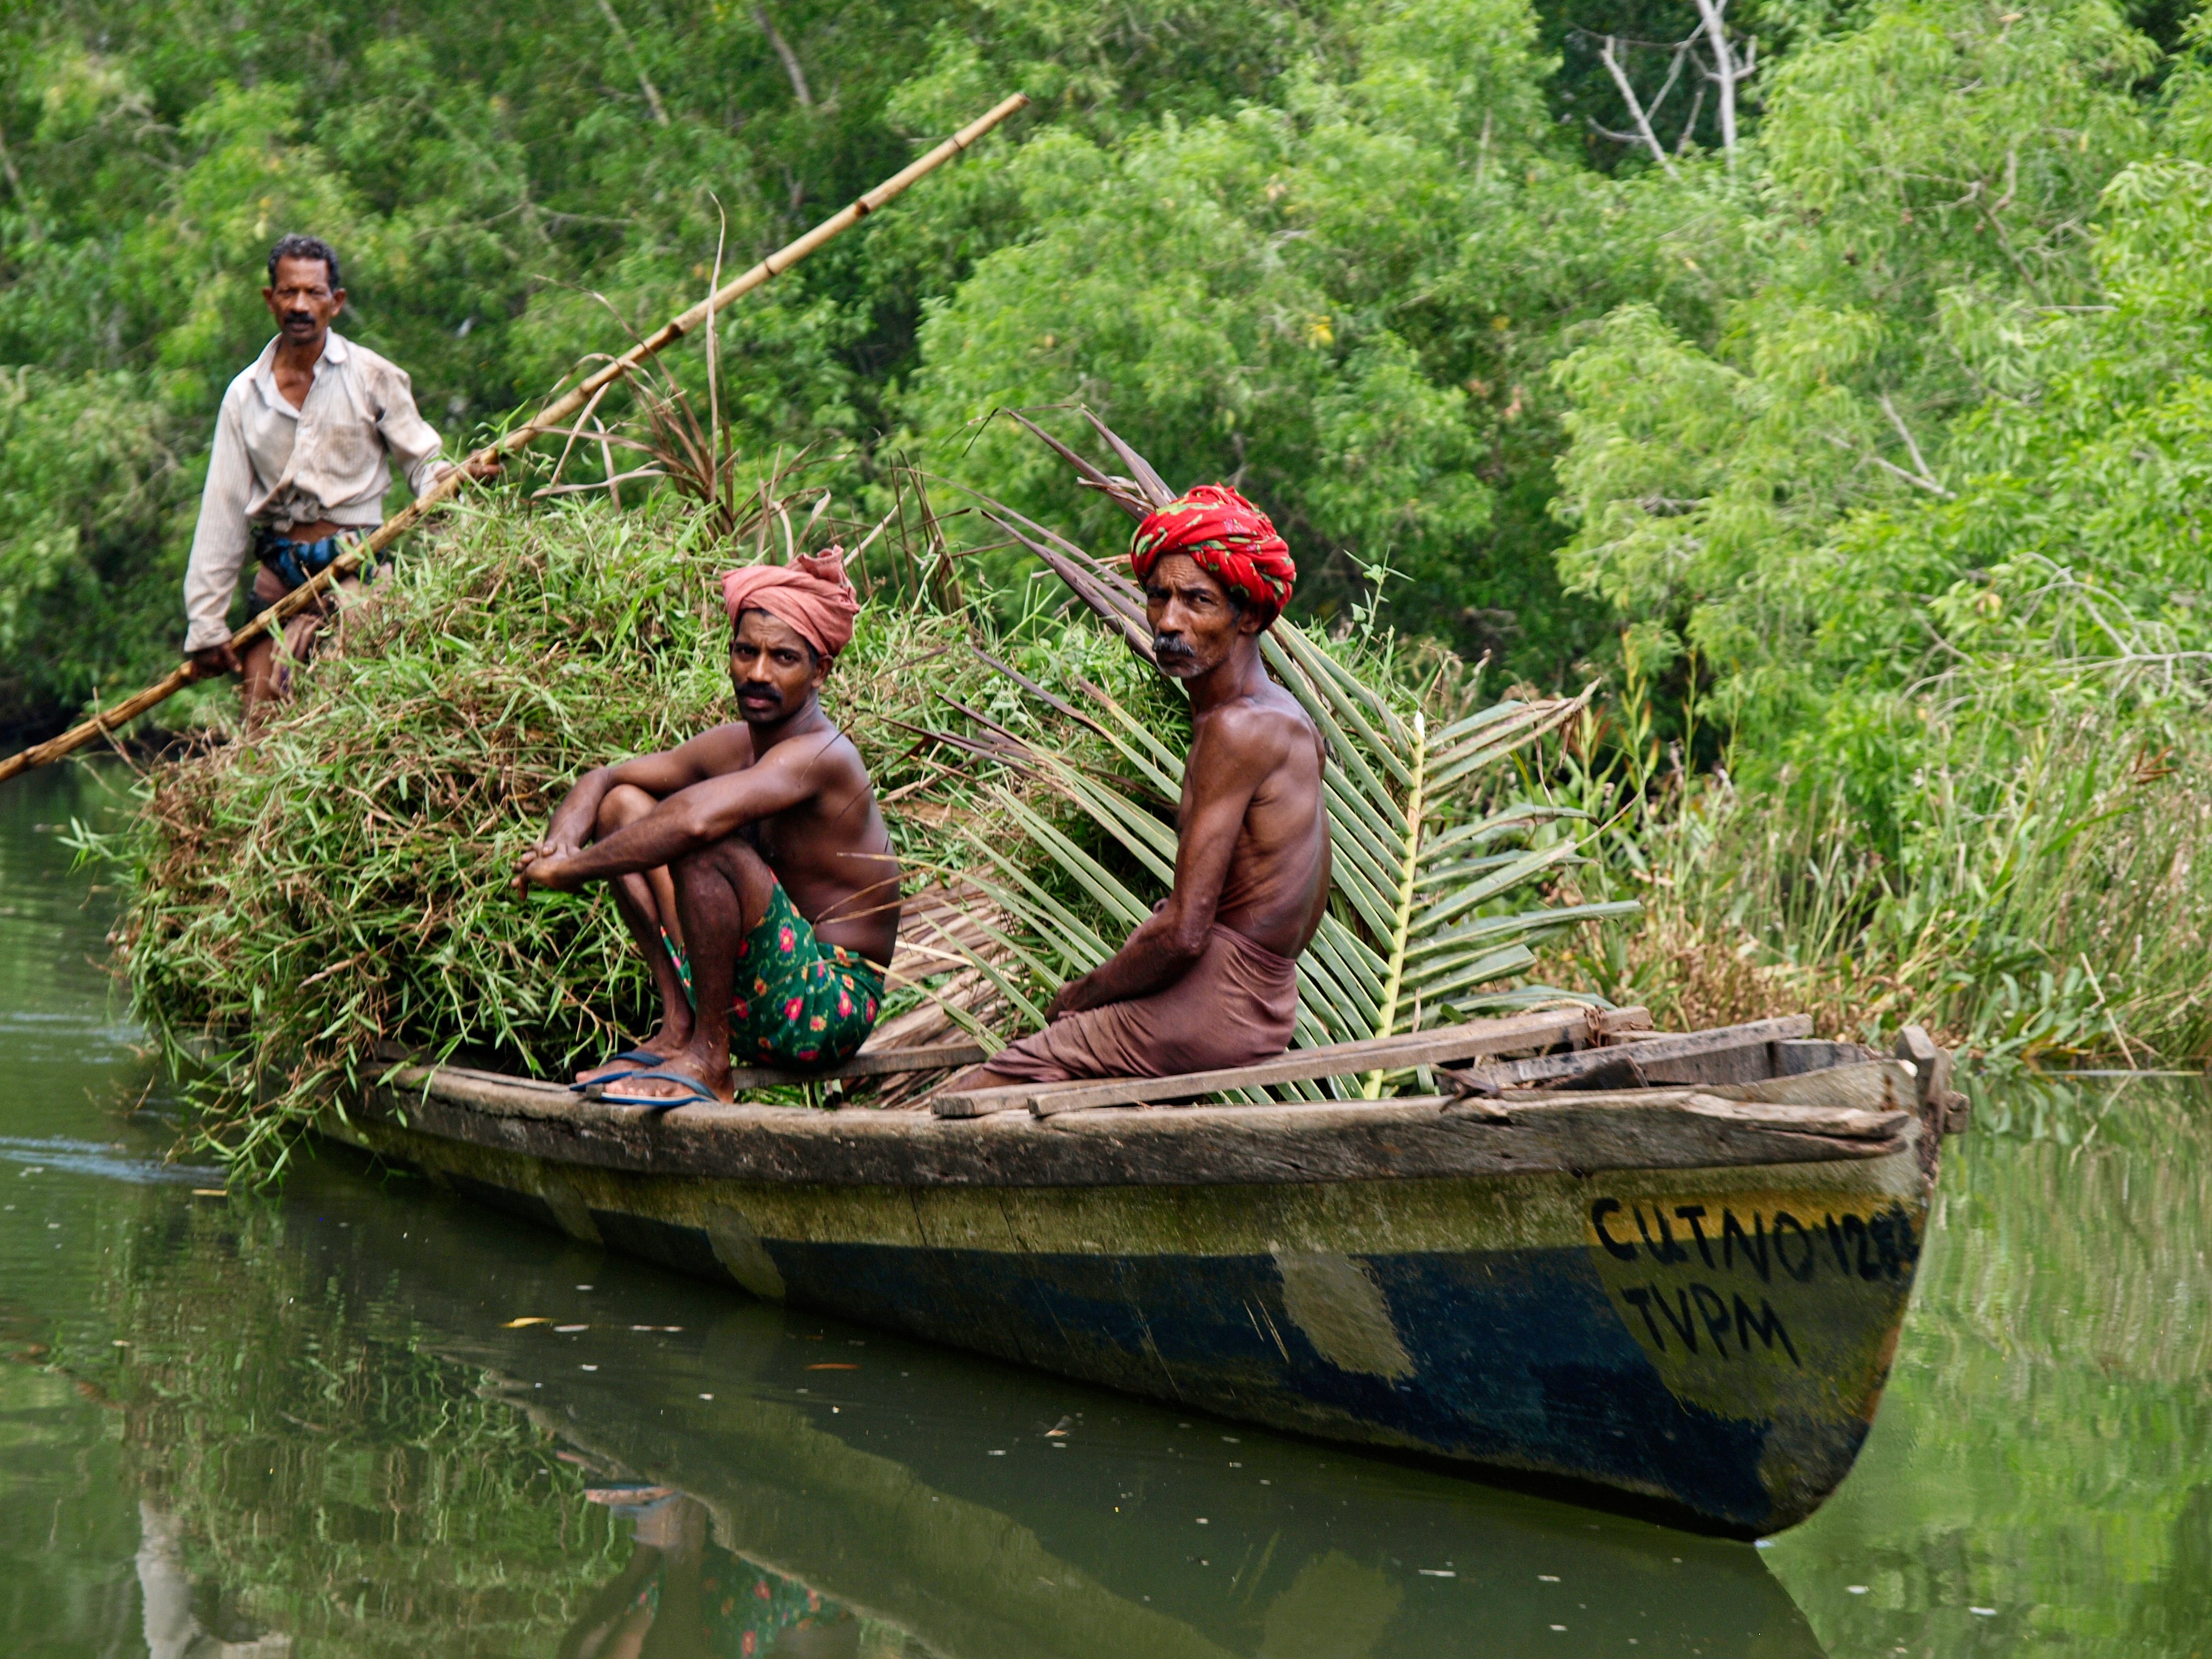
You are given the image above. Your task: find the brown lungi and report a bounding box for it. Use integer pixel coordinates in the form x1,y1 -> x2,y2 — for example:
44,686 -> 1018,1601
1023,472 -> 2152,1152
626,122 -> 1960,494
984,923 -> 1301,1082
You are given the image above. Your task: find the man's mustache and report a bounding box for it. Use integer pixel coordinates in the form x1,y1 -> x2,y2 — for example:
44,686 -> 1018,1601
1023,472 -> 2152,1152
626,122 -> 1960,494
1151,634 -> 1198,662
282,310 -> 317,326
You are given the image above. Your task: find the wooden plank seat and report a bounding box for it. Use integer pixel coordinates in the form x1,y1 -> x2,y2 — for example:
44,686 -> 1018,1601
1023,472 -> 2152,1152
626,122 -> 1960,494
1456,1014 -> 1815,1093
930,1005 -> 1652,1119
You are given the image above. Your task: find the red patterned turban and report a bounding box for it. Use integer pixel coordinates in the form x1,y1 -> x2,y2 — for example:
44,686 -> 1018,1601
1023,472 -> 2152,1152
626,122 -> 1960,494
1129,484 -> 1296,620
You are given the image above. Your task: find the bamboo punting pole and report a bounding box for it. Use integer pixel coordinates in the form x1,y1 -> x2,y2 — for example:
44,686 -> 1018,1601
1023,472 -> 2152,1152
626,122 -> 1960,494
0,92 -> 1030,786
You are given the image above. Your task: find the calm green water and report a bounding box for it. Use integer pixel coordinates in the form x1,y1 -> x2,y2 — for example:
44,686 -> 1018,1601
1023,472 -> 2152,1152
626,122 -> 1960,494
2,766 -> 2207,1658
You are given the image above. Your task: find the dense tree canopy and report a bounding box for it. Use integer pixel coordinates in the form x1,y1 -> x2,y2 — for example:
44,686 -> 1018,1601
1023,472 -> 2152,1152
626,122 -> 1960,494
2,0 -> 2207,786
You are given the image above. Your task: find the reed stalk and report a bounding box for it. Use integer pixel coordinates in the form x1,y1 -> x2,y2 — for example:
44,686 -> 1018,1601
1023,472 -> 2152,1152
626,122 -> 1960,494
1537,677 -> 2212,1066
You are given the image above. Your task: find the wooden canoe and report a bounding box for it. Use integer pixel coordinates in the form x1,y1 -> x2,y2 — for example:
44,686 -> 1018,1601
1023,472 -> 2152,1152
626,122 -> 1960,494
323,1012 -> 1964,1536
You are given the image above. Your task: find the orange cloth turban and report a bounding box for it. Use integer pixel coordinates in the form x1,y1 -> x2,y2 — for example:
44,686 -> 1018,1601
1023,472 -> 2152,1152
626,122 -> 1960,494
720,549 -> 859,659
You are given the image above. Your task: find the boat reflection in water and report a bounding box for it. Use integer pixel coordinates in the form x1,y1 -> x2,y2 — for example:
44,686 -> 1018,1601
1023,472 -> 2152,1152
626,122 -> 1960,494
100,1149 -> 1821,1659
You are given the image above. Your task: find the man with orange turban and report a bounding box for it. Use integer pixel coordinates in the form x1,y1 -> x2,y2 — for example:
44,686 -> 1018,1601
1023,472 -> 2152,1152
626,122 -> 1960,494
516,549 -> 899,1105
953,484 -> 1330,1093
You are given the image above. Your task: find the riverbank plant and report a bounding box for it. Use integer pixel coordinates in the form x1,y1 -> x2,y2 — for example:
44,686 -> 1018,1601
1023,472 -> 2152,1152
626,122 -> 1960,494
1535,663 -> 2212,1067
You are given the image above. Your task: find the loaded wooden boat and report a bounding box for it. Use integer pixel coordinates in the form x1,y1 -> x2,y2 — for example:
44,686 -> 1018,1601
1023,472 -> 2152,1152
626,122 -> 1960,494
326,1005 -> 1967,1537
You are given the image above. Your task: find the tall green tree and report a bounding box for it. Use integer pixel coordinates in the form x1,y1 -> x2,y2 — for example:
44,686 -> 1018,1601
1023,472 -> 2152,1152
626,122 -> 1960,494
911,0 -> 1726,669
0,0 -> 1326,731
1548,0 -> 2168,745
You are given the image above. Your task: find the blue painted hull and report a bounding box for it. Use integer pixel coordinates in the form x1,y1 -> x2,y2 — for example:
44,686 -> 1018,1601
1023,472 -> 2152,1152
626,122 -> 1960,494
756,1238 -> 1812,1530
347,1110 -> 1930,1535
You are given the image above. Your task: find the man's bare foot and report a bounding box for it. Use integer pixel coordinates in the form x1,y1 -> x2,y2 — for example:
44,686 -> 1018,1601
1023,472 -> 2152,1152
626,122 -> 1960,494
573,1025 -> 691,1087
592,1050 -> 732,1107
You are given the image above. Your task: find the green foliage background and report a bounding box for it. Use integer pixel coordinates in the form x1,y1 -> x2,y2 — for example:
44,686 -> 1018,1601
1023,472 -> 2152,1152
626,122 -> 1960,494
5,0 -> 2210,1055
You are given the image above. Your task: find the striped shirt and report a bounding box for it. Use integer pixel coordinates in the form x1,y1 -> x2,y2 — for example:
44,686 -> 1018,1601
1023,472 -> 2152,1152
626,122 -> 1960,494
182,330 -> 451,651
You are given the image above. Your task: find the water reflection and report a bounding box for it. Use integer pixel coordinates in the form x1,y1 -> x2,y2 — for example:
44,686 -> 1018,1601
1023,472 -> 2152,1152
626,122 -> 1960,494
138,1499 -> 294,1658
56,1159 -> 1818,1659
1768,1068 -> 2212,1655
562,1489 -> 871,1659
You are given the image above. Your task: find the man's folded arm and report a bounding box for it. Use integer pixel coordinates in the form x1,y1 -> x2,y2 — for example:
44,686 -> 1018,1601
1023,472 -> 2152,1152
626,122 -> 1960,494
600,734 -> 732,797
546,736 -> 837,884
532,734 -> 717,859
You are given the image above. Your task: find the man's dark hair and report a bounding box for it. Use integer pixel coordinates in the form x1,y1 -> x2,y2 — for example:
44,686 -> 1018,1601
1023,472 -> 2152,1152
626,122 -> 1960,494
267,233 -> 341,291
1221,582 -> 1280,632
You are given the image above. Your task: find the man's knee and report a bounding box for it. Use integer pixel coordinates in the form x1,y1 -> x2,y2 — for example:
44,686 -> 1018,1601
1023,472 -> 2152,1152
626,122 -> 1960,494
675,835 -> 776,916
594,782 -> 658,838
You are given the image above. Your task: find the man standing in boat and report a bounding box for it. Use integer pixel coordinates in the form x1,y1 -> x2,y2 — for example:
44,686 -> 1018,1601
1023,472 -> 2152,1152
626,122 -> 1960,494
514,549 -> 900,1105
182,233 -> 489,722
954,486 -> 1328,1090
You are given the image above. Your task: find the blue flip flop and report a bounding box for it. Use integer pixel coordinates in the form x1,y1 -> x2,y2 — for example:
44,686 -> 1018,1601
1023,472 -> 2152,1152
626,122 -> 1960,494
569,1048 -> 666,1092
591,1069 -> 720,1109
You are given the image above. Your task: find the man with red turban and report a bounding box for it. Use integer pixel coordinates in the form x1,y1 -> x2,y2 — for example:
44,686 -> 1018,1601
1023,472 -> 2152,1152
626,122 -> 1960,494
516,548 -> 899,1105
952,484 -> 1330,1094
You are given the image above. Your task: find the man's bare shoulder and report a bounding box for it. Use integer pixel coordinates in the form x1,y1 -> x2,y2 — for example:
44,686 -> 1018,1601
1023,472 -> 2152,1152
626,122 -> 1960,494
683,722 -> 757,774
785,720 -> 870,773
752,720 -> 877,794
1202,683 -> 1318,760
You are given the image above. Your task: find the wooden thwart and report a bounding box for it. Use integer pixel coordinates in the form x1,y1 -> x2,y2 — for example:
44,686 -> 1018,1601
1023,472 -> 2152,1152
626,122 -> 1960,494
1673,1093 -> 1907,1141
1465,1014 -> 1814,1091
931,1005 -> 1651,1119
813,1039 -> 987,1081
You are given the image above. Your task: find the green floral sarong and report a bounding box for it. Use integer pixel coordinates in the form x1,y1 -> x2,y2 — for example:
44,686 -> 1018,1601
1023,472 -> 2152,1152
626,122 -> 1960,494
729,879 -> 883,1071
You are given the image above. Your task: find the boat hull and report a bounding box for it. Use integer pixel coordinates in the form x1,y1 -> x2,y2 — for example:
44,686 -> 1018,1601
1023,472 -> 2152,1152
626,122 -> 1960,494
327,1107 -> 1928,1535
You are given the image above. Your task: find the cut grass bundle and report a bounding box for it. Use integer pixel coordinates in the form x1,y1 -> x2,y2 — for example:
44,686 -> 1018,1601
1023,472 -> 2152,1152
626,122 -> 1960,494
107,480 -> 1173,1173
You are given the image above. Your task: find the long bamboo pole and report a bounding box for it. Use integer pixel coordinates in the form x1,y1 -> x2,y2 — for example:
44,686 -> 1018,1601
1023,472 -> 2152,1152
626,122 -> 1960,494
0,92 -> 1029,786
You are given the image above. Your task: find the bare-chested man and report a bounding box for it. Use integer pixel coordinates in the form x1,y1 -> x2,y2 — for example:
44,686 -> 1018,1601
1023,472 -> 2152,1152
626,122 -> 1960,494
957,486 -> 1328,1088
515,551 -> 899,1106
